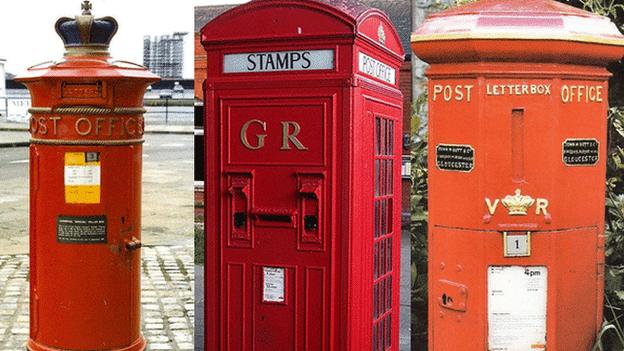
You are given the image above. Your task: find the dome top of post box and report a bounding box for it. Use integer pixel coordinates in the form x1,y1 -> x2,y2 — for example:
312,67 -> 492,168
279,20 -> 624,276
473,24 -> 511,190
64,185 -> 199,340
201,0 -> 404,59
16,1 -> 159,83
411,0 -> 624,65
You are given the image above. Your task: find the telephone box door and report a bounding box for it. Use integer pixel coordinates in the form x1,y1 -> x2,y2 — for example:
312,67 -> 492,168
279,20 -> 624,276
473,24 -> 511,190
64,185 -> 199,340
218,94 -> 335,350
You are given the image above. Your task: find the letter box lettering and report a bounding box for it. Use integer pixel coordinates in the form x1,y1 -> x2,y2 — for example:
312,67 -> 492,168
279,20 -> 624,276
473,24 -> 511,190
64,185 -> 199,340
17,4 -> 159,351
202,1 -> 404,350
412,1 -> 624,350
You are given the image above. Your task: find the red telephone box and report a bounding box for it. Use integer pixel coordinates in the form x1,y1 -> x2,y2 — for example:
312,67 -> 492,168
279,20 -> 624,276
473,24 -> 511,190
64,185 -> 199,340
412,0 -> 624,350
201,1 -> 403,350
16,3 -> 158,350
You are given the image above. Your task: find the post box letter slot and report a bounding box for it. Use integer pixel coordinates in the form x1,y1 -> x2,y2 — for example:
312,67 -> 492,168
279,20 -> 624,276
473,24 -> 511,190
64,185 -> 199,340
227,173 -> 252,244
297,173 -> 324,250
252,209 -> 296,228
234,212 -> 246,228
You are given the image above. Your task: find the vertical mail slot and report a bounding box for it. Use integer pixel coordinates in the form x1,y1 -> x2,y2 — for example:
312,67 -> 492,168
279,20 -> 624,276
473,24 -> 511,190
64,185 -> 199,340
412,0 -> 624,350
202,1 -> 404,350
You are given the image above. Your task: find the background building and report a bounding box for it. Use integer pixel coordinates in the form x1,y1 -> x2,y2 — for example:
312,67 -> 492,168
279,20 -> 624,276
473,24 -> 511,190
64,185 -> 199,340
144,32 -> 188,79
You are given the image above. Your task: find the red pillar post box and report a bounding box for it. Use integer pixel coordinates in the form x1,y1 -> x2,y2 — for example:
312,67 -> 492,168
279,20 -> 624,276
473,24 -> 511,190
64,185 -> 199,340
16,3 -> 159,350
201,1 -> 404,349
412,1 -> 624,350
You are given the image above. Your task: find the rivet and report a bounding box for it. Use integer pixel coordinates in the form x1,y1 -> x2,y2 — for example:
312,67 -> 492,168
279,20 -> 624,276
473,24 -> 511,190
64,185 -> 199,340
440,262 -> 445,270
456,264 -> 463,272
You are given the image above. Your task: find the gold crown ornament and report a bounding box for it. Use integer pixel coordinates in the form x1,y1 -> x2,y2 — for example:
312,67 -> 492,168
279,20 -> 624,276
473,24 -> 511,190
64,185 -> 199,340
501,189 -> 535,216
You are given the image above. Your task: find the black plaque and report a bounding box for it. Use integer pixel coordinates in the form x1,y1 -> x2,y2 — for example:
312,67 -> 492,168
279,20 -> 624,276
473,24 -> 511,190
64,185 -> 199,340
436,144 -> 474,172
562,139 -> 599,166
57,215 -> 107,243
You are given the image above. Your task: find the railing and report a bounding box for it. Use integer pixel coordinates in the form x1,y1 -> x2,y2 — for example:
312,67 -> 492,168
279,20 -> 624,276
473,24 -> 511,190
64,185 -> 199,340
0,96 -> 194,126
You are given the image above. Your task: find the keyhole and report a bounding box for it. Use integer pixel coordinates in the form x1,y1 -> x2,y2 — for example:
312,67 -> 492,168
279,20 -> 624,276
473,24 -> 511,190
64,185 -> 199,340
442,293 -> 447,305
515,239 -> 520,249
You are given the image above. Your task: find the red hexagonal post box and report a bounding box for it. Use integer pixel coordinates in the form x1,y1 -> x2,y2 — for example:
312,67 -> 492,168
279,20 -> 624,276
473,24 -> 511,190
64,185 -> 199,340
201,1 -> 404,350
412,0 -> 624,350
16,2 -> 159,350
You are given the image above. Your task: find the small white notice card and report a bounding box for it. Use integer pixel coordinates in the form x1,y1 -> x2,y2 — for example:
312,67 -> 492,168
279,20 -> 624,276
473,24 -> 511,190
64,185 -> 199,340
488,266 -> 547,351
263,267 -> 285,303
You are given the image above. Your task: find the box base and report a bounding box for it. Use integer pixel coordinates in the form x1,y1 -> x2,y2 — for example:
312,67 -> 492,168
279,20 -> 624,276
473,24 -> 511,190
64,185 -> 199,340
26,335 -> 146,351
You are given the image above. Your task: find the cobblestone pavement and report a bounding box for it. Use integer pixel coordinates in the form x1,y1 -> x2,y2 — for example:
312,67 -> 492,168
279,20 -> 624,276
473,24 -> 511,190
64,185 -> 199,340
0,244 -> 194,351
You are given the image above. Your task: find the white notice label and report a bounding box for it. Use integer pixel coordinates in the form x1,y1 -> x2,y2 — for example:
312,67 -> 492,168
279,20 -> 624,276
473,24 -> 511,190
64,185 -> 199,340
488,266 -> 547,351
358,52 -> 396,85
64,165 -> 101,185
263,267 -> 285,303
224,50 -> 334,73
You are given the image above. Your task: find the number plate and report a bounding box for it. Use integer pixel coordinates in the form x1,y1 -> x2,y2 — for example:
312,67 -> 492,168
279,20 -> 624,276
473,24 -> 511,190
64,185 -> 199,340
503,231 -> 531,257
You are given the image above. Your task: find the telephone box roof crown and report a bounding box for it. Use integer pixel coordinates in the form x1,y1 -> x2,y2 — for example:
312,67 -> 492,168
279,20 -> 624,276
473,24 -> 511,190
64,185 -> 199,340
55,0 -> 118,55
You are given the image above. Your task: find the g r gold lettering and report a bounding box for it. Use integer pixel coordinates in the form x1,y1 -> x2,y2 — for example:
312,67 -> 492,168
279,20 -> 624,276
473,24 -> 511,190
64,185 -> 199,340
240,119 -> 267,150
240,119 -> 308,151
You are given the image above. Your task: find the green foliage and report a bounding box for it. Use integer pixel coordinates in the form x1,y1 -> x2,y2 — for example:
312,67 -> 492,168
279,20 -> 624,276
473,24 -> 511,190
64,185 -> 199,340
410,92 -> 429,349
573,0 -> 624,18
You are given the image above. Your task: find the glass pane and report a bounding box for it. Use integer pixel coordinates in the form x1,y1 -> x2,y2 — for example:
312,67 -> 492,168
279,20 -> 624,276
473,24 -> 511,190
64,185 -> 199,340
380,239 -> 386,276
381,118 -> 387,156
375,117 -> 381,156
381,200 -> 387,235
387,159 -> 393,195
388,120 -> 394,156
386,315 -> 392,348
374,201 -> 380,238
380,158 -> 386,196
387,276 -> 392,311
380,318 -> 386,350
375,159 -> 380,196
374,283 -> 379,319
381,279 -> 386,314
373,324 -> 378,351
387,238 -> 392,273
387,199 -> 393,234
374,241 -> 379,279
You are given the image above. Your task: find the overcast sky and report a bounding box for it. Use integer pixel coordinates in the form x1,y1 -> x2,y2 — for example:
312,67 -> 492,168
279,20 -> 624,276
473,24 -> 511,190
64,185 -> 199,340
0,0 -> 249,79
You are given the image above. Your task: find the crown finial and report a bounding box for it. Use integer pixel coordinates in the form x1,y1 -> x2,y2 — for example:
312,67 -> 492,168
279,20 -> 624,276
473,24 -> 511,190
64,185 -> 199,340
81,0 -> 92,15
54,2 -> 118,56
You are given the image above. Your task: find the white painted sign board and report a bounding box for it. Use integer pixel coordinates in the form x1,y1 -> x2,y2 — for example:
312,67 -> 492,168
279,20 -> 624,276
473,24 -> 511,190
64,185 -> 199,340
358,52 -> 396,85
263,267 -> 285,303
488,266 -> 547,351
224,50 -> 334,73
7,98 -> 31,123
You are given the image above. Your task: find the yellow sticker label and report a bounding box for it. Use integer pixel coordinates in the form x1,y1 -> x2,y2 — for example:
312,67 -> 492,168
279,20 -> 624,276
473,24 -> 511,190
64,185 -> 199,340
64,152 -> 101,204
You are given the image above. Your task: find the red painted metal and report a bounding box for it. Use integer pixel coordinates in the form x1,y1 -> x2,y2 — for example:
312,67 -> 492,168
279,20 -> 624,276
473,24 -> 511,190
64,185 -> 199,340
412,0 -> 624,350
16,4 -> 158,351
201,1 -> 404,350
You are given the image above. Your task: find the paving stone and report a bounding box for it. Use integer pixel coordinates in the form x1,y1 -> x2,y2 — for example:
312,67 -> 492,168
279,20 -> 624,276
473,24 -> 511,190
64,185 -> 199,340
0,244 -> 193,350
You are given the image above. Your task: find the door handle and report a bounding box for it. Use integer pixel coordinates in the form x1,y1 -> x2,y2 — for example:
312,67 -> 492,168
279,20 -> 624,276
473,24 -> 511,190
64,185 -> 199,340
125,238 -> 142,251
